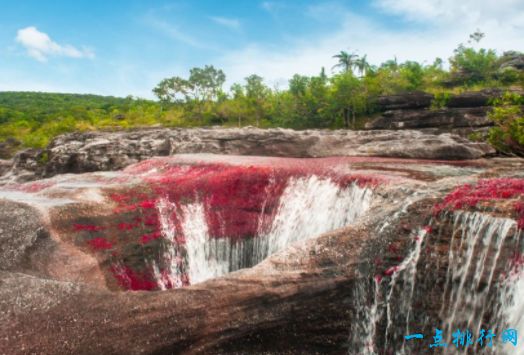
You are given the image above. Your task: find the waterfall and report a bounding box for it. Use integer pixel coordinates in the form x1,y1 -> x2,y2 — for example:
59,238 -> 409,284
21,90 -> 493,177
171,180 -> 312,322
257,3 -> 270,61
384,228 -> 428,351
352,277 -> 381,355
497,229 -> 524,355
255,176 -> 373,264
353,211 -> 520,354
161,176 -> 373,286
440,212 -> 516,349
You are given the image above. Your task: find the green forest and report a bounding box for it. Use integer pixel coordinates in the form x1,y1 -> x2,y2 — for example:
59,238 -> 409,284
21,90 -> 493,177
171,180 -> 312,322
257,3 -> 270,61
1,32 -> 523,156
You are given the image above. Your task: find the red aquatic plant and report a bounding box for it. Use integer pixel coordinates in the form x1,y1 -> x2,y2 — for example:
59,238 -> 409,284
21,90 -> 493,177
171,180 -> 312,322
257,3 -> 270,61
110,265 -> 160,291
73,224 -> 105,232
87,237 -> 113,250
75,160 -> 383,290
434,178 -> 524,229
139,231 -> 162,245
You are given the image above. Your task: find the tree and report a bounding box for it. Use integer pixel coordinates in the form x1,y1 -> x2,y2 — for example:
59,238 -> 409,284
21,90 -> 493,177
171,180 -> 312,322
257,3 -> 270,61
468,29 -> 485,44
355,55 -> 371,77
331,72 -> 365,128
449,31 -> 497,85
289,74 -> 309,97
244,74 -> 270,127
381,57 -> 399,72
332,51 -> 359,73
152,65 -> 226,122
227,83 -> 248,127
187,65 -> 226,102
152,77 -> 191,104
399,61 -> 425,91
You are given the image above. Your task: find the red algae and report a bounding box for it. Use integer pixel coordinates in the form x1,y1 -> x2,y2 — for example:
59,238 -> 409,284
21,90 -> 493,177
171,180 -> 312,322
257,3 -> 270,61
73,224 -> 106,232
87,237 -> 113,250
110,265 -> 161,291
374,274 -> 383,284
515,202 -> 524,230
434,178 -> 524,229
15,181 -> 55,193
139,231 -> 162,245
384,265 -> 400,276
73,158 -> 384,290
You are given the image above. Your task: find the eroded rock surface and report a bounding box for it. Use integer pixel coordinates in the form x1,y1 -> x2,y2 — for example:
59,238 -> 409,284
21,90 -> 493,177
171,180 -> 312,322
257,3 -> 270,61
1,154 -> 523,354
366,88 -> 524,133
0,128 -> 496,184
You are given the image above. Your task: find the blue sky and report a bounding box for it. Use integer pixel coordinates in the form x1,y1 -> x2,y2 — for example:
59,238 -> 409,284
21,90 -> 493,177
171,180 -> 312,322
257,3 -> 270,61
1,0 -> 523,98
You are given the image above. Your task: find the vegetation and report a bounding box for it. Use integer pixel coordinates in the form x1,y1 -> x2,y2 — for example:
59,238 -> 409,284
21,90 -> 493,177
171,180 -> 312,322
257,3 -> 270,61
487,92 -> 524,156
0,32 -> 523,156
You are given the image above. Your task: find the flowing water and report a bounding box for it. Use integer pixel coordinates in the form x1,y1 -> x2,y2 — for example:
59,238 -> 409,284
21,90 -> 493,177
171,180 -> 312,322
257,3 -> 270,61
157,176 -> 373,285
353,211 -> 521,354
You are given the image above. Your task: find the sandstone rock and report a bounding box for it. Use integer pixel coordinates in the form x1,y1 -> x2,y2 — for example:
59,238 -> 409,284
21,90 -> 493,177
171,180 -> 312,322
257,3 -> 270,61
365,106 -> 492,130
0,159 -> 11,176
0,155 -> 522,354
39,128 -> 495,176
500,51 -> 524,71
0,137 -> 21,159
0,200 -> 46,271
375,91 -> 433,110
0,128 -> 495,183
369,90 -> 523,135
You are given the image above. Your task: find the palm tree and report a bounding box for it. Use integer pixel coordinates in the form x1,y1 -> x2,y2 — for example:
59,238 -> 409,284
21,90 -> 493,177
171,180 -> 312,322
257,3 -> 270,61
332,51 -> 359,73
355,54 -> 371,77
382,56 -> 399,72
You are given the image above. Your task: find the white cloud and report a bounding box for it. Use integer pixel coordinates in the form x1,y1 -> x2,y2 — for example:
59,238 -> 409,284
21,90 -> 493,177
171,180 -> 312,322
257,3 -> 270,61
209,16 -> 241,30
217,1 -> 524,88
15,26 -> 94,62
373,0 -> 524,25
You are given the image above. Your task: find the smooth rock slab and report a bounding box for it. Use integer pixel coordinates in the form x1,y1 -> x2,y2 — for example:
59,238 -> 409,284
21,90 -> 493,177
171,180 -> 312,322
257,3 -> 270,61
39,128 -> 494,176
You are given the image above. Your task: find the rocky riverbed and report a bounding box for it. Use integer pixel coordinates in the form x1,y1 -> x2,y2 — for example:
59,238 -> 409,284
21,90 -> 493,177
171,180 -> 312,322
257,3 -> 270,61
1,142 -> 523,354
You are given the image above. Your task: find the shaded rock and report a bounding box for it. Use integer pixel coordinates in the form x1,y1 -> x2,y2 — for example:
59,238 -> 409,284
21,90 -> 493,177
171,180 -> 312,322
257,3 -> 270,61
445,88 -> 508,108
0,159 -> 11,176
500,51 -> 524,71
365,106 -> 492,130
375,91 -> 433,111
0,200 -> 46,271
0,137 -> 21,159
367,90 -> 524,136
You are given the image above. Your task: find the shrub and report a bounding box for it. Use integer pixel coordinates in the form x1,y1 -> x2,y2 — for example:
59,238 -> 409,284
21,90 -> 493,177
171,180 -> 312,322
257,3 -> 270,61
487,92 -> 524,156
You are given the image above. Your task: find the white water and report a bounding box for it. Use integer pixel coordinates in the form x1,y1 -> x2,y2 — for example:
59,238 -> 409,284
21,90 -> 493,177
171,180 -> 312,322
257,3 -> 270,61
160,176 -> 373,286
354,210 -> 520,355
385,228 -> 428,352
353,277 -> 381,355
255,176 -> 373,264
497,229 -> 524,355
440,212 -> 516,353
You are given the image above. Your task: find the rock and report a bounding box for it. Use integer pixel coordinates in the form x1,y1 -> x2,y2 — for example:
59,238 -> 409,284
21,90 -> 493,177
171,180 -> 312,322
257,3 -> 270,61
375,91 -> 434,110
0,137 -> 21,159
500,51 -> 524,71
0,128 -> 495,183
0,200 -> 46,271
368,90 -> 524,136
365,106 -> 492,130
444,88 -> 512,108
0,154 -> 523,354
1,148 -> 45,183
0,159 -> 11,176
37,128 -> 495,177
